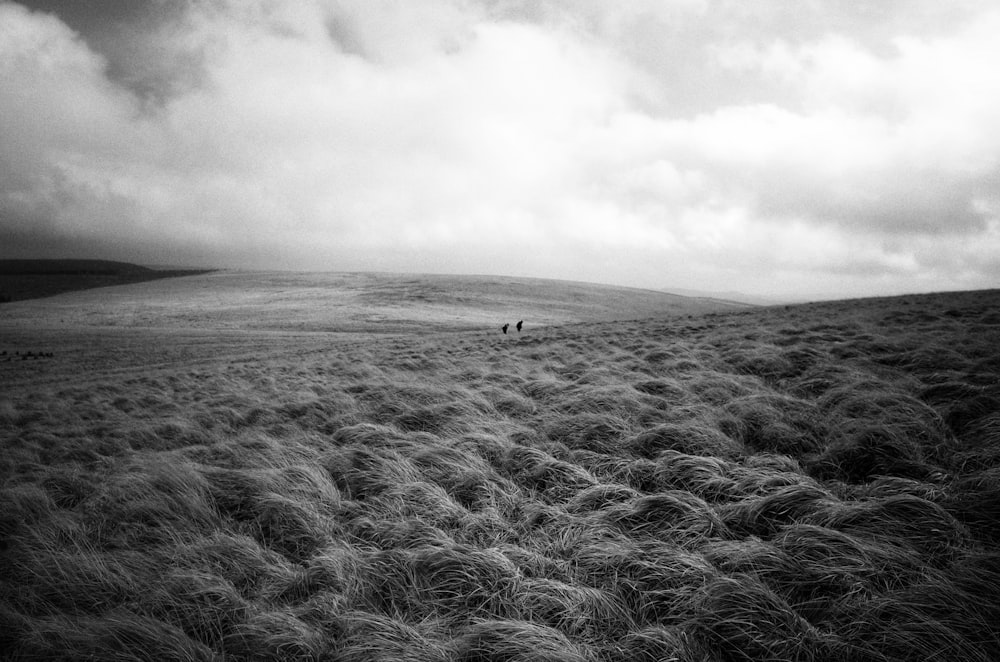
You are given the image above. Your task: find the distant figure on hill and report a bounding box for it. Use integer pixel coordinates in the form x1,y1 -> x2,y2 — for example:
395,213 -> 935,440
501,323 -> 509,335
516,320 -> 523,332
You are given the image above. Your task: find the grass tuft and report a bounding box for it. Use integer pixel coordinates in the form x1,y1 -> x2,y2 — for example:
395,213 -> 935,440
718,483 -> 837,538
631,423 -> 742,460
17,610 -> 215,661
451,619 -> 595,662
806,493 -> 966,562
603,491 -> 726,543
223,608 -> 327,660
337,610 -> 450,662
689,574 -> 838,662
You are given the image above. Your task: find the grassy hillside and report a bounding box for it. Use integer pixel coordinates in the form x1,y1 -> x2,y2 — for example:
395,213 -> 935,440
1,282 -> 998,660
0,259 -> 214,303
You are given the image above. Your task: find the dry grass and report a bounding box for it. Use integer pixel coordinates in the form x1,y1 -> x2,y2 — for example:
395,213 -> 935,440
2,284 -> 999,660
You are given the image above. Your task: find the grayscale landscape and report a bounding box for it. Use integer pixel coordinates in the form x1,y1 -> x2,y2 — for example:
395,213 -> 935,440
3,1 -> 1000,659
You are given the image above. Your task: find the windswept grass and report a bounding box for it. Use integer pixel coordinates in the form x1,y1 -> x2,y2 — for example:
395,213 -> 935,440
2,287 -> 999,659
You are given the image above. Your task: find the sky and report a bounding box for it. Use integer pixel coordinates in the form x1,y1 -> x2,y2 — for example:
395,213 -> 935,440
2,0 -> 1000,300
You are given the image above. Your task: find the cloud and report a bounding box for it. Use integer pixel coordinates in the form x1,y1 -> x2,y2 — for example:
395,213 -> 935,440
1,0 -> 999,298
0,5 -> 150,234
703,19 -> 1000,238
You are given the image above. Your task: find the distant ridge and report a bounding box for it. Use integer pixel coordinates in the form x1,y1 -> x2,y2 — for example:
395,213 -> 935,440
0,259 -> 214,303
0,259 -> 155,276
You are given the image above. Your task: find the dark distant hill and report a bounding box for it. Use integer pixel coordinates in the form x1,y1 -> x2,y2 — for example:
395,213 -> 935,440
0,259 -> 214,303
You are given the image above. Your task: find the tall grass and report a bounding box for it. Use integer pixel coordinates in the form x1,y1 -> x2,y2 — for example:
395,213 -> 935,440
2,288 -> 999,659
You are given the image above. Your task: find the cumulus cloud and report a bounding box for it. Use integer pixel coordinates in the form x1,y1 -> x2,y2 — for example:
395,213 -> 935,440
1,0 -> 999,298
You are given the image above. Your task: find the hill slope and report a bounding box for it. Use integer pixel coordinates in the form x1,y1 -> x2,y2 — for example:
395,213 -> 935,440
1,288 -> 998,660
0,270 -> 751,333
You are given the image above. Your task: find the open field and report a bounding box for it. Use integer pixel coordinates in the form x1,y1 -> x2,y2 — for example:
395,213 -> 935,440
2,274 -> 999,660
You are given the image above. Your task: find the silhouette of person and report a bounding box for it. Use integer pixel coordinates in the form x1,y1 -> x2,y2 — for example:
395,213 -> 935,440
516,320 -> 523,332
502,323 -> 509,334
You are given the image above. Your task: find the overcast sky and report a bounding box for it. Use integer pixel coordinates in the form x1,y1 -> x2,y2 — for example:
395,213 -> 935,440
3,0 -> 999,299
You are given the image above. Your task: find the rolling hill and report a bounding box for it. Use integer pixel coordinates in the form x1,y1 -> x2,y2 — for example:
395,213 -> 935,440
0,270 -> 752,333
